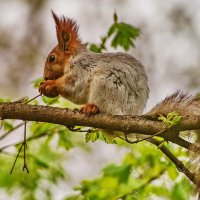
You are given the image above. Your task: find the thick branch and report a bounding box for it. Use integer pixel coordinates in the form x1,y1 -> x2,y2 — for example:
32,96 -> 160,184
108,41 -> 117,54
0,103 -> 199,148
0,103 -> 166,133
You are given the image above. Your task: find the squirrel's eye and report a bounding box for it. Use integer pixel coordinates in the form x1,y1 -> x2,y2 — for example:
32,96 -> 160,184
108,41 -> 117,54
49,55 -> 56,63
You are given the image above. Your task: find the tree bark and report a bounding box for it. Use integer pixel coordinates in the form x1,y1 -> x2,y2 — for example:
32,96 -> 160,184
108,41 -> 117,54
0,102 -> 200,148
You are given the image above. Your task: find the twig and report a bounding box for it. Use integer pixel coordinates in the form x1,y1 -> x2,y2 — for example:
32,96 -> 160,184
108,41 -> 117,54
12,94 -> 41,104
148,138 -> 197,185
0,150 -> 23,157
0,94 -> 41,141
119,129 -> 167,144
0,125 -> 90,152
0,126 -> 58,152
118,132 -> 194,182
12,97 -> 28,103
0,122 -> 24,140
68,126 -> 83,132
22,121 -> 29,173
25,94 -> 41,104
10,143 -> 24,174
0,120 -> 2,131
10,121 -> 29,174
119,168 -> 166,199
68,126 -> 93,133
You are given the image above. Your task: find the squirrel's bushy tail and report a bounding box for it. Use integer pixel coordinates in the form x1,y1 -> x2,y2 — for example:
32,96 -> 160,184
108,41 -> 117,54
146,91 -> 200,116
188,139 -> 200,198
146,91 -> 200,196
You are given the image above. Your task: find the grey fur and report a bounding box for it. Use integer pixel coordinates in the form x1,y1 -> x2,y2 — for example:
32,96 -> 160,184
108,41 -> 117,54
62,47 -> 149,115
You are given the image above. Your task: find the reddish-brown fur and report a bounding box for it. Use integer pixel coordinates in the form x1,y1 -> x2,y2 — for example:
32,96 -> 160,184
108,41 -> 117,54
80,104 -> 100,114
43,12 -> 82,81
43,46 -> 66,80
52,11 -> 81,53
39,80 -> 58,98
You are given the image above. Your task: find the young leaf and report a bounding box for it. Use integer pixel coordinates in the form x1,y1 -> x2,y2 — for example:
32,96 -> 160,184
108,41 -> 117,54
85,131 -> 99,143
42,96 -> 59,105
102,133 -> 117,144
113,11 -> 118,23
158,111 -> 182,128
58,130 -> 74,150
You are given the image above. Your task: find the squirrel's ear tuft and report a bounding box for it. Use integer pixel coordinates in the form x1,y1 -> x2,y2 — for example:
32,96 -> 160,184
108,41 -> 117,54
61,31 -> 70,50
51,10 -> 80,51
51,10 -> 59,27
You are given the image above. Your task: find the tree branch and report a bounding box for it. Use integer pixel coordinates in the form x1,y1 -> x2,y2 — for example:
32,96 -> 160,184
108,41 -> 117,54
148,138 -> 197,185
1,102 -> 200,190
0,102 -> 199,148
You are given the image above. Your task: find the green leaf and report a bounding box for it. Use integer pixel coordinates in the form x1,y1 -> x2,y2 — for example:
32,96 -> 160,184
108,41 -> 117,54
58,130 -> 73,150
30,122 -> 57,136
147,185 -> 170,197
108,22 -> 140,51
100,176 -> 118,189
85,131 -> 99,143
158,111 -> 182,128
171,182 -> 191,200
42,96 -> 59,105
64,195 -> 84,200
2,120 -> 14,131
103,163 -> 132,183
31,77 -> 44,88
101,131 -> 118,144
167,166 -> 178,180
89,44 -> 102,53
31,155 -> 49,169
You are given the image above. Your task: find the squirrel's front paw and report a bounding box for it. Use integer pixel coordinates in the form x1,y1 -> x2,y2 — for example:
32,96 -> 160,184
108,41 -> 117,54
80,104 -> 100,115
39,80 -> 59,98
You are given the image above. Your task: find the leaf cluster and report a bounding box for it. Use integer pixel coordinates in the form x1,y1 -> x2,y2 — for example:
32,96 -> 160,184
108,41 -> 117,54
158,111 -> 182,128
89,12 -> 140,53
65,143 -> 192,200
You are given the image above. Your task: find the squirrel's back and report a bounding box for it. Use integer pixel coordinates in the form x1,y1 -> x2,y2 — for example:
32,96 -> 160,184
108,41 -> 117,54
70,50 -> 149,115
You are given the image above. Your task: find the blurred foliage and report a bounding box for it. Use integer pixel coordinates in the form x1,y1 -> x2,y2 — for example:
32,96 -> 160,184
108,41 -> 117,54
0,11 -> 195,200
65,143 -> 192,200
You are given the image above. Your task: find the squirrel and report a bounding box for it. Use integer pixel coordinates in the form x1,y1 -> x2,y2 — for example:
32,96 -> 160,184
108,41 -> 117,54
39,12 -> 149,116
39,12 -> 200,194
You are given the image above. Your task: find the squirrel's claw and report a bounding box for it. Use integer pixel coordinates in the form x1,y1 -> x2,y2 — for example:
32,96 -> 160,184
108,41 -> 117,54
80,104 -> 100,115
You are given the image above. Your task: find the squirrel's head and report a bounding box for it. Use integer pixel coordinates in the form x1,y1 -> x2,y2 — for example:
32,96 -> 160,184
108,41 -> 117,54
44,11 -> 81,80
